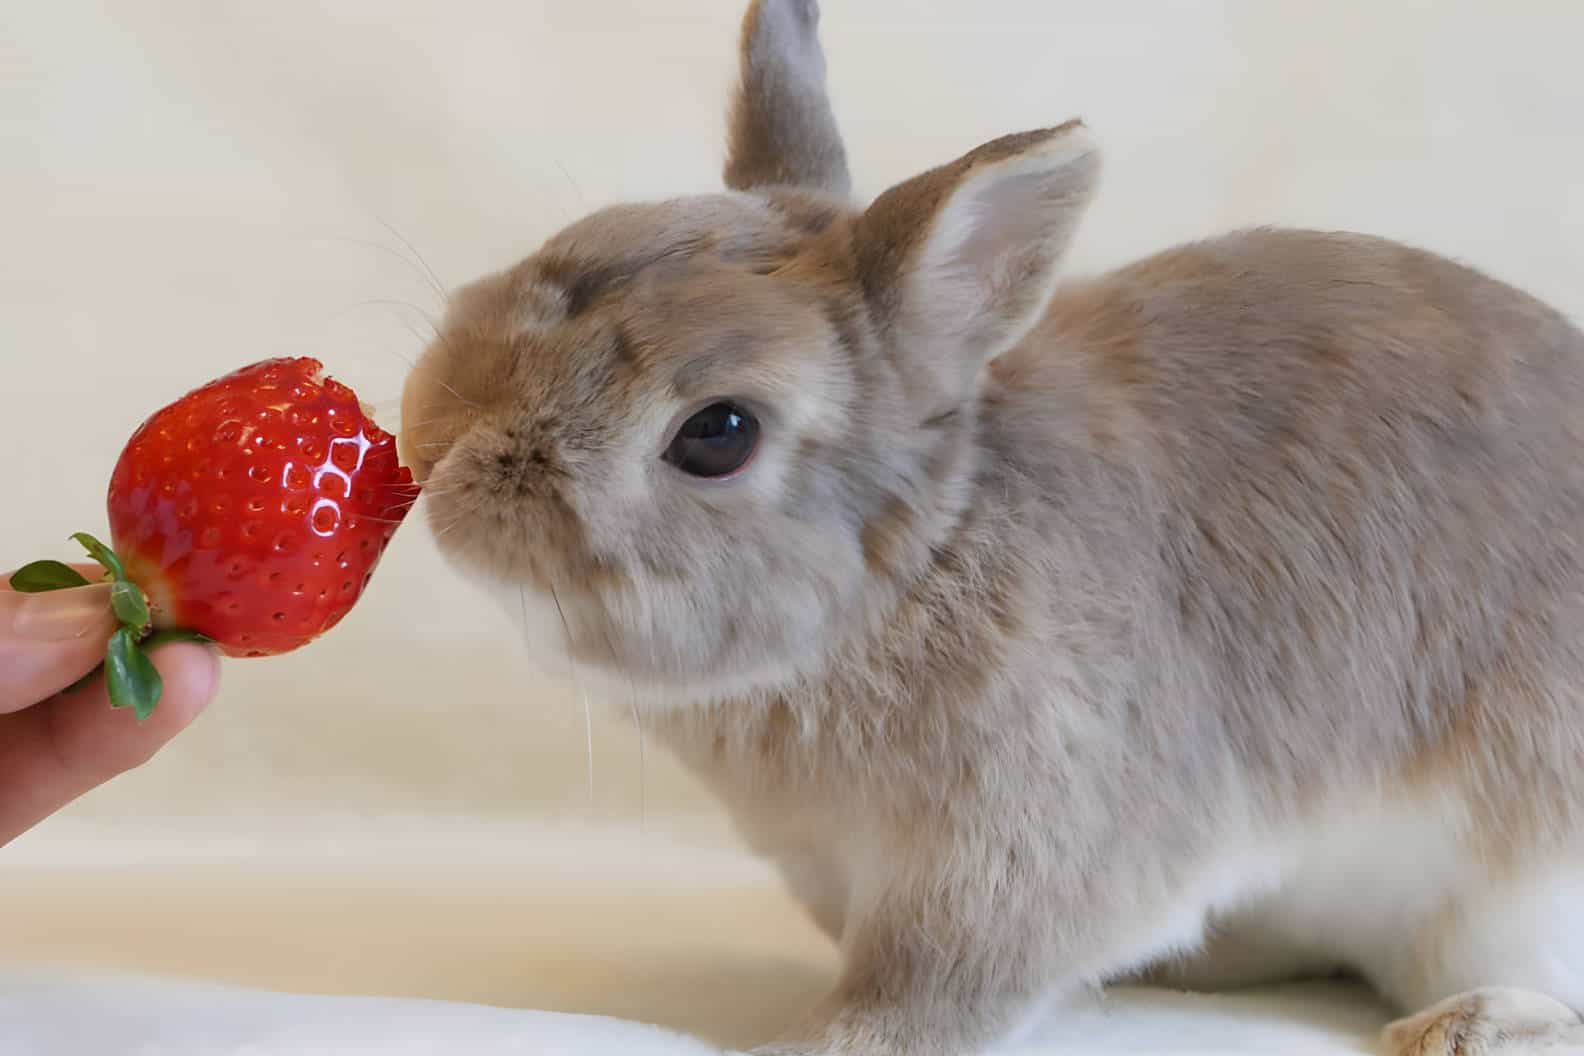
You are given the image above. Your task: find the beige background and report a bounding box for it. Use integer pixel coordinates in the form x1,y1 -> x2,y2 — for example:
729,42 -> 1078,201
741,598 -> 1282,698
1,1 -> 1580,1049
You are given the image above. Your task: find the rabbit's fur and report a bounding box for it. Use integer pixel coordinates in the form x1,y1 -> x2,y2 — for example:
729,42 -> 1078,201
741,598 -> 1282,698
399,2 -> 1584,1053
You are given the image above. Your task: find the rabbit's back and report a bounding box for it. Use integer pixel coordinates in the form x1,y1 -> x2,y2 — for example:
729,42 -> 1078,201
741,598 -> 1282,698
998,228 -> 1584,824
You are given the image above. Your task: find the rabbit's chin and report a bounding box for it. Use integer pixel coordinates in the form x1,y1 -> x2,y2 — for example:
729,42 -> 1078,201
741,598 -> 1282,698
455,564 -> 809,714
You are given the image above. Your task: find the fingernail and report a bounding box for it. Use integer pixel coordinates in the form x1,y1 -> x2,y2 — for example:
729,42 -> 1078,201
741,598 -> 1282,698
8,583 -> 117,641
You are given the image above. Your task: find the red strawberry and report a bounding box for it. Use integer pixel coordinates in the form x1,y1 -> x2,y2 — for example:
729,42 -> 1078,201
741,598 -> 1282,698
9,357 -> 419,718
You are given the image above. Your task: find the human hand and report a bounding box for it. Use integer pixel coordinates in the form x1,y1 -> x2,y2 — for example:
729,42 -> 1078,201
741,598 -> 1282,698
0,566 -> 218,846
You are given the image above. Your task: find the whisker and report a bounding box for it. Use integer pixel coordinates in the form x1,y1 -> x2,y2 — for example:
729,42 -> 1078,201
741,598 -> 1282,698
430,501 -> 481,541
396,416 -> 456,434
317,299 -> 427,364
549,582 -> 595,808
377,505 -> 419,520
551,159 -> 588,212
351,300 -> 479,413
437,379 -> 479,410
361,298 -> 446,342
405,480 -> 465,500
601,623 -> 645,836
415,493 -> 462,512
383,345 -> 419,372
581,686 -> 596,809
346,297 -> 436,319
395,317 -> 436,355
320,298 -> 445,376
305,235 -> 447,307
370,325 -> 477,411
432,320 -> 467,369
376,217 -> 449,303
635,686 -> 646,836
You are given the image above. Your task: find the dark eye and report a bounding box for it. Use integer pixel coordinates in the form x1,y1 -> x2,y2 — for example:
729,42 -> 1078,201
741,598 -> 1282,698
663,402 -> 760,478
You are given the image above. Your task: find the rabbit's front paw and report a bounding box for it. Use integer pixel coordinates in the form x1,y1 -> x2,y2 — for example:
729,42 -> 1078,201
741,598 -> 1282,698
1383,988 -> 1584,1056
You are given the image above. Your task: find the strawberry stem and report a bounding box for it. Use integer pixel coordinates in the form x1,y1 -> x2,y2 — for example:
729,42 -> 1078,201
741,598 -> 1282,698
109,580 -> 149,631
71,531 -> 126,582
9,533 -> 211,721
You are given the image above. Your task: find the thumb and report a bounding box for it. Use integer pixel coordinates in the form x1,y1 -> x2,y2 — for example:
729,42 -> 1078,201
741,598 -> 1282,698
0,583 -> 118,714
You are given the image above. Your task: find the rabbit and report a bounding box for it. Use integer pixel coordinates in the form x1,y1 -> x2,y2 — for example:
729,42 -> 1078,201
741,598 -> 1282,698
397,1 -> 1584,1053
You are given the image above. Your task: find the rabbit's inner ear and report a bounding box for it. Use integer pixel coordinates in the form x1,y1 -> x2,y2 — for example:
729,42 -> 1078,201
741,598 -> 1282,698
854,123 -> 1103,401
724,0 -> 851,195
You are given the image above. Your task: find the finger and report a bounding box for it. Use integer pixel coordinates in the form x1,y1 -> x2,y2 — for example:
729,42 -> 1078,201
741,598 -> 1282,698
0,641 -> 219,846
0,584 -> 119,713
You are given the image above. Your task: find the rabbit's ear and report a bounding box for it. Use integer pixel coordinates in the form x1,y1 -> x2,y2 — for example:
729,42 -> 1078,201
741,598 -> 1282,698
854,123 -> 1102,401
724,0 -> 851,195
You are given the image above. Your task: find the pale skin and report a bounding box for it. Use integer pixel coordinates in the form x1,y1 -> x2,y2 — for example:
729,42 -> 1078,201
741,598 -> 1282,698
0,565 -> 218,845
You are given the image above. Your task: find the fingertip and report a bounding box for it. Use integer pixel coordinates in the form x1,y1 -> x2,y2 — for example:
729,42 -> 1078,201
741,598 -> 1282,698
0,635 -> 221,845
0,585 -> 118,714
145,641 -> 221,730
41,642 -> 219,780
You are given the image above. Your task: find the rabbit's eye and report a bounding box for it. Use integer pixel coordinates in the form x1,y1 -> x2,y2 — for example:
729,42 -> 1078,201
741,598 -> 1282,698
663,402 -> 760,479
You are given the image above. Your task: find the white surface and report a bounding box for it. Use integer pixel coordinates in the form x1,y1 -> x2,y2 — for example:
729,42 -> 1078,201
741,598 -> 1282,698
0,823 -> 1392,1055
0,973 -> 725,1056
0,973 -> 1388,1055
1,1 -> 1579,1053
0,820 -> 1392,1054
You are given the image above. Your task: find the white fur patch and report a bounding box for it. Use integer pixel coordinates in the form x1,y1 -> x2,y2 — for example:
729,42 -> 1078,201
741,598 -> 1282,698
1169,787 -> 1584,1015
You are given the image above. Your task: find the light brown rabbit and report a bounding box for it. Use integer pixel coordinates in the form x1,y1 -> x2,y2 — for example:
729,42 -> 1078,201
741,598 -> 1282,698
398,2 -> 1584,1053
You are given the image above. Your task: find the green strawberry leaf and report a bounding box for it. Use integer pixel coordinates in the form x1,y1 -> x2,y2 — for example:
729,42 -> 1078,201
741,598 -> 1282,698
71,532 -> 127,582
105,628 -> 162,721
109,579 -> 150,631
144,627 -> 212,649
8,560 -> 92,593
